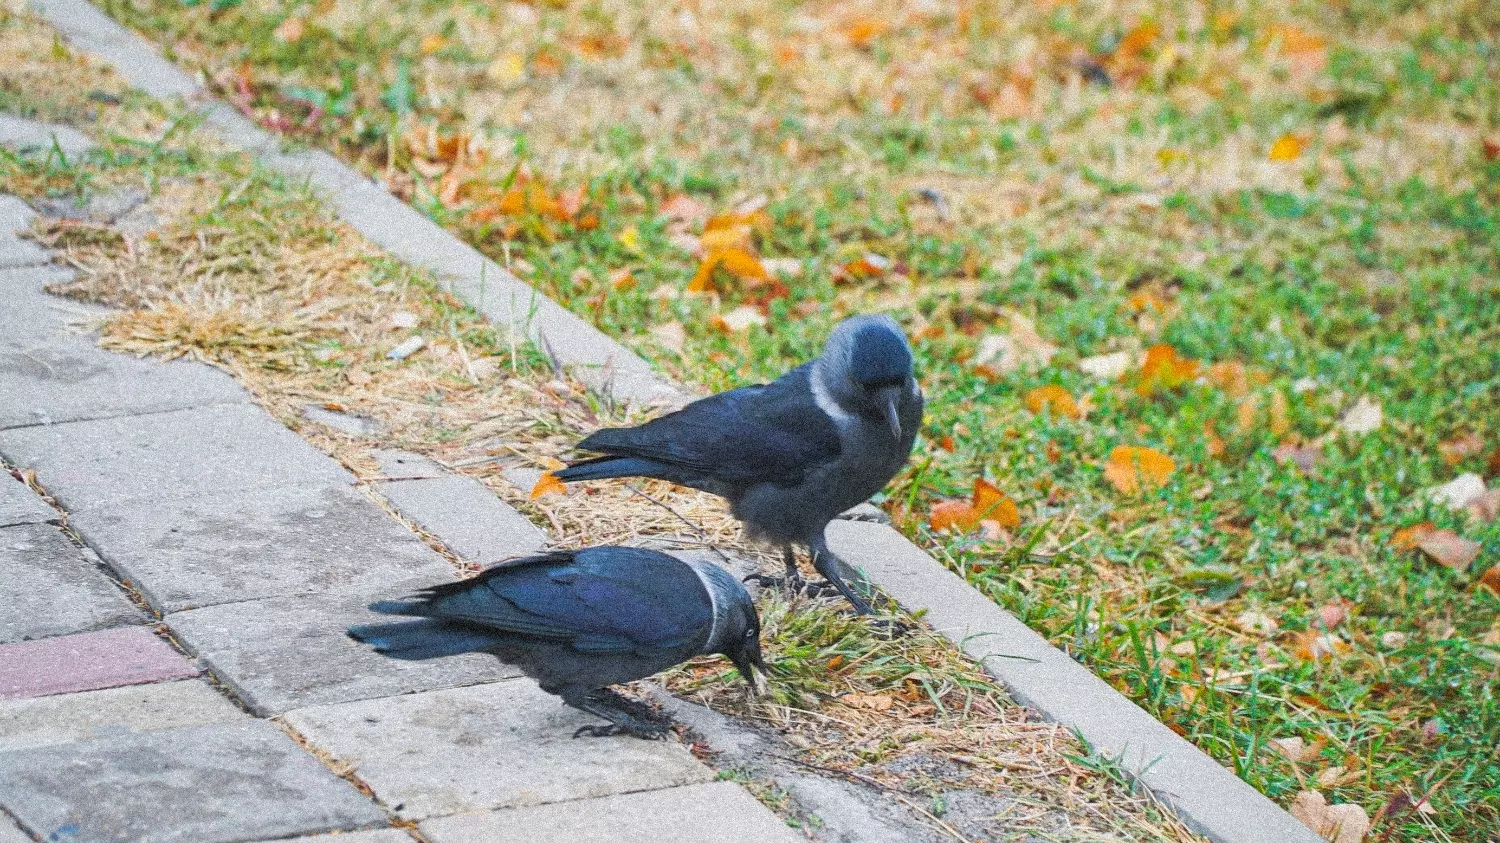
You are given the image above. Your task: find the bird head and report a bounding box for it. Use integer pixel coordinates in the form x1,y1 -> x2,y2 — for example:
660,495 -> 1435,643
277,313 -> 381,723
816,314 -> 916,440
690,559 -> 771,694
725,608 -> 769,696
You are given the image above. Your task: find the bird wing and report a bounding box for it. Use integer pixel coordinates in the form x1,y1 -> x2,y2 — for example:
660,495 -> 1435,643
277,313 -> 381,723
408,549 -> 711,654
576,365 -> 841,488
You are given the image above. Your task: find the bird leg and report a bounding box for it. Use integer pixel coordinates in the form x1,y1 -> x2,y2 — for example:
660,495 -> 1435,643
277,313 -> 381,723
564,687 -> 672,740
809,540 -> 875,615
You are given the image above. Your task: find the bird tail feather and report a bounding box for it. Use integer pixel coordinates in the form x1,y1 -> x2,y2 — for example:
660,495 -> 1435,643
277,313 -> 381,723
347,619 -> 498,661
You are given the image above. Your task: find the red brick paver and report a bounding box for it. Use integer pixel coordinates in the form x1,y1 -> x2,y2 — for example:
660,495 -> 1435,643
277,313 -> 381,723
0,626 -> 197,700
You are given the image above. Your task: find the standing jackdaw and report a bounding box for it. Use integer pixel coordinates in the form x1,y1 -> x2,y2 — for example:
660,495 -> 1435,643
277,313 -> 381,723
348,546 -> 765,739
554,314 -> 923,614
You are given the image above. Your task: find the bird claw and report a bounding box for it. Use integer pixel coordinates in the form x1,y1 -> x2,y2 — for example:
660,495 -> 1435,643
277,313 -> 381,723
572,722 -> 669,740
867,617 -> 913,638
743,572 -> 836,600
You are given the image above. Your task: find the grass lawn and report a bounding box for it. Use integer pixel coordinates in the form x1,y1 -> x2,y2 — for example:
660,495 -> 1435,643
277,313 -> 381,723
34,0 -> 1500,838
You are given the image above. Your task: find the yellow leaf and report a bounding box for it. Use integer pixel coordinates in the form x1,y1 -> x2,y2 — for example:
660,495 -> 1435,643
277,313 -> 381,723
419,34 -> 447,55
1137,344 -> 1199,395
530,470 -> 566,499
1269,133 -> 1305,162
487,52 -> 525,84
617,225 -> 642,253
842,17 -> 890,48
1105,445 -> 1176,494
1023,385 -> 1081,419
700,226 -> 753,253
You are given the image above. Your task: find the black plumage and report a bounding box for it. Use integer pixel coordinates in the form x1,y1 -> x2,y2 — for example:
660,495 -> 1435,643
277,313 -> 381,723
348,547 -> 765,738
556,314 -> 923,613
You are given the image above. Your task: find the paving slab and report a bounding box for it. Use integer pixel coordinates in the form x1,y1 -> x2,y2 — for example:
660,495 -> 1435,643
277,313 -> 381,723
0,472 -> 55,528
0,236 -> 49,268
0,817 -> 27,843
419,782 -> 801,843
0,112 -> 96,160
0,403 -> 348,512
246,832 -> 412,843
0,679 -> 242,752
0,522 -> 143,642
0,719 -> 385,843
373,450 -> 547,564
167,591 -> 514,716
73,483 -> 457,612
283,680 -> 714,821
0,626 -> 196,700
0,196 -> 35,236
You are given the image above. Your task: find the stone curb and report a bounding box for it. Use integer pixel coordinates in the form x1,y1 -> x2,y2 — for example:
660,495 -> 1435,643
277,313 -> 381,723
23,3 -> 1323,841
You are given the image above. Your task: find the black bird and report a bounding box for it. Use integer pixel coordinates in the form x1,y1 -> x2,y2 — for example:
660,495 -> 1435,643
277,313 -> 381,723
348,547 -> 766,739
554,314 -> 923,614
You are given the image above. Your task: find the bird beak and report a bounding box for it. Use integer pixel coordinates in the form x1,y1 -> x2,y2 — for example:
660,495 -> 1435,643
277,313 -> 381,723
734,652 -> 771,696
878,386 -> 903,440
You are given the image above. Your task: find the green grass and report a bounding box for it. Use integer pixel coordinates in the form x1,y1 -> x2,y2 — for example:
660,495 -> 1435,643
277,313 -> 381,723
67,0 -> 1500,837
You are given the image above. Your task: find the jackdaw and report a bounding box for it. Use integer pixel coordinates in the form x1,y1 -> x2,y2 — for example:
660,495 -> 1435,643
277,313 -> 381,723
554,314 -> 923,614
348,546 -> 765,739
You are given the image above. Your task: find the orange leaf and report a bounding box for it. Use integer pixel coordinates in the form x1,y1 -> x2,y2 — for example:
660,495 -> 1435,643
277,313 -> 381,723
1269,133 -> 1305,162
1024,385 -> 1081,419
715,247 -> 769,281
1105,445 -> 1176,494
1415,528 -> 1482,571
842,17 -> 890,48
973,478 -> 1021,529
1116,22 -> 1160,59
687,253 -> 721,293
1391,522 -> 1436,551
700,226 -> 754,254
1137,344 -> 1199,395
841,252 -> 893,279
530,470 -> 566,499
929,499 -> 978,533
1477,564 -> 1500,596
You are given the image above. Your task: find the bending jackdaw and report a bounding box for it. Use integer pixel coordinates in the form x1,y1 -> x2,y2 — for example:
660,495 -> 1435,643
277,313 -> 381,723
348,546 -> 765,739
555,314 -> 923,614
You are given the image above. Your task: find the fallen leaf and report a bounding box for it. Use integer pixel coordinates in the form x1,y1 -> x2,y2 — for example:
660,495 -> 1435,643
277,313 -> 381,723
713,305 -> 768,333
1137,344 -> 1199,395
1317,601 -> 1348,629
1024,385 -> 1082,419
841,252 -> 892,278
1205,361 -> 1251,397
840,691 -> 894,711
842,17 -> 890,48
1270,736 -> 1326,763
1269,133 -> 1306,162
274,16 -> 306,43
1293,630 -> 1350,661
617,225 -> 642,252
1236,610 -> 1280,636
972,478 -> 1021,529
1380,631 -> 1408,649
1484,136 -> 1500,161
1438,431 -> 1485,465
1290,791 -> 1370,843
389,311 -> 419,329
1269,390 -> 1291,436
1428,473 -> 1487,511
660,194 -> 710,226
1466,489 -> 1500,523
1079,350 -> 1133,380
1391,522 -> 1436,551
1415,528 -> 1482,571
1104,445 -> 1176,494
530,470 -> 566,499
649,321 -> 686,354
1338,397 -> 1382,435
930,478 -> 1020,532
486,52 -> 525,84
1316,766 -> 1363,788
1273,442 -> 1322,473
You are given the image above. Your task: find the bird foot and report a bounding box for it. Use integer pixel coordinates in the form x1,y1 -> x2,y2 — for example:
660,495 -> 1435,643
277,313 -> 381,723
867,616 -> 914,638
743,572 -> 838,600
572,722 -> 670,741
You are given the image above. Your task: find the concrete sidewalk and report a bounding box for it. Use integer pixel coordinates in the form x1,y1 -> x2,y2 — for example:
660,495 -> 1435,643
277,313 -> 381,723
0,191 -> 799,842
